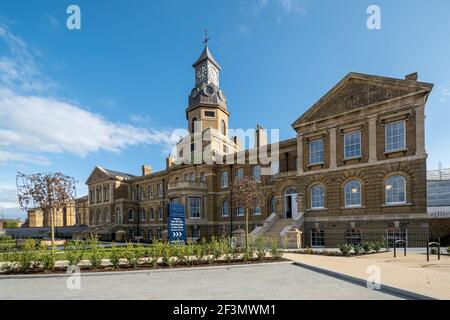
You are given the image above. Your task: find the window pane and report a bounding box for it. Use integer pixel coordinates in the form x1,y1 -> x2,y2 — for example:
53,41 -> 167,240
221,200 -> 229,217
309,139 -> 324,164
221,171 -> 228,188
344,131 -> 361,159
385,121 -> 406,152
386,175 -> 406,204
344,180 -> 362,207
252,165 -> 261,181
311,185 -> 325,208
189,197 -> 201,218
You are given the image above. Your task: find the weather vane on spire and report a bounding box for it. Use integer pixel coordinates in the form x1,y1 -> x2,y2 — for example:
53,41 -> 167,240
203,29 -> 210,46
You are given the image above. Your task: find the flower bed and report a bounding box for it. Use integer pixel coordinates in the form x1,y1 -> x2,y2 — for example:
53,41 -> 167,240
0,236 -> 286,275
290,240 -> 389,257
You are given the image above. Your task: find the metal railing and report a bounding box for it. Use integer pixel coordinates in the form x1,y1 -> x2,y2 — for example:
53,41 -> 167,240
300,227 -> 432,249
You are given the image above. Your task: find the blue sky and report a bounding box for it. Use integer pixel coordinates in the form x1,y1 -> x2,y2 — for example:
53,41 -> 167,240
1,0 -> 450,219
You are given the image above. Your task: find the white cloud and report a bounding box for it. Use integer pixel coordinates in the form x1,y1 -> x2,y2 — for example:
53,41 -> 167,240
277,0 -> 307,15
0,24 -> 54,93
241,0 -> 307,16
0,24 -> 177,165
0,88 -> 175,159
0,185 -> 24,221
238,24 -> 251,36
437,84 -> 450,102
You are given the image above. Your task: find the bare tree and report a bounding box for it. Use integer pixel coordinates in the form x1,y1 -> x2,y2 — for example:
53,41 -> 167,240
231,176 -> 264,251
16,172 -> 77,248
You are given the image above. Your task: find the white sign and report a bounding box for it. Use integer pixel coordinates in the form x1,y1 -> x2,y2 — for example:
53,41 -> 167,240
427,206 -> 450,219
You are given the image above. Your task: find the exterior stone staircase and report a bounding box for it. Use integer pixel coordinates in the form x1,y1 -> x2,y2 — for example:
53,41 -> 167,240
250,214 -> 303,249
76,222 -> 122,240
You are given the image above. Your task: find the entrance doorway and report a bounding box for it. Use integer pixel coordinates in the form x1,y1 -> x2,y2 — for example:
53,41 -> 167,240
285,188 -> 297,219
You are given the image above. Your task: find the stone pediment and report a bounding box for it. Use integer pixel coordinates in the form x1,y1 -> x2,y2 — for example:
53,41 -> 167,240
292,73 -> 433,128
86,166 -> 110,185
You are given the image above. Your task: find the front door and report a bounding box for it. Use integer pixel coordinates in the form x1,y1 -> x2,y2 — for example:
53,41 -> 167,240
285,191 -> 297,219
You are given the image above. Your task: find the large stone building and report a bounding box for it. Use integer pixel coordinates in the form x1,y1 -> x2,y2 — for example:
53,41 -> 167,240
27,203 -> 77,228
83,43 -> 433,247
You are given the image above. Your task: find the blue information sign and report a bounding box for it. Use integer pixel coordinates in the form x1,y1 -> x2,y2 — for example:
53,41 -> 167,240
168,203 -> 186,244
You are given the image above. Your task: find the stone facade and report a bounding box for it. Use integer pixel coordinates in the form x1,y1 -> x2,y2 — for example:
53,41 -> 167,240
83,46 -> 433,246
27,202 -> 77,228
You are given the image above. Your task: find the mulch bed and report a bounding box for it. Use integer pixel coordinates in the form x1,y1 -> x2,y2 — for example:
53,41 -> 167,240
0,257 -> 289,275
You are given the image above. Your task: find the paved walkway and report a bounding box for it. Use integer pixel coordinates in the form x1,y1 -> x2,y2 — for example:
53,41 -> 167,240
0,263 -> 401,300
284,252 -> 450,300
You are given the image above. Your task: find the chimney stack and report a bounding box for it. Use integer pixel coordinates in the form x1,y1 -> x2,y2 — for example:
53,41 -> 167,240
166,156 -> 174,170
405,72 -> 418,81
142,165 -> 152,176
255,124 -> 268,148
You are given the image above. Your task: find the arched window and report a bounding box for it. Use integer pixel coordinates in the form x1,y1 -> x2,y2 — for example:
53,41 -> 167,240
385,175 -> 406,204
191,117 -> 198,134
311,185 -> 325,209
97,209 -> 102,222
200,172 -> 206,183
128,208 -> 135,221
140,208 -> 146,221
221,199 -> 229,217
269,196 -> 276,214
285,188 -> 296,195
344,180 -> 362,207
220,119 -> 226,136
116,207 -> 123,223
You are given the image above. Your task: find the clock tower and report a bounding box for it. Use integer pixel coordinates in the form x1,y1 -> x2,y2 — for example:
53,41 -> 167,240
169,35 -> 237,166
186,40 -> 229,136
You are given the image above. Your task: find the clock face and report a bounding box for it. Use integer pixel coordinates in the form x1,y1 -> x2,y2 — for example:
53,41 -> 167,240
196,65 -> 207,83
208,64 -> 219,86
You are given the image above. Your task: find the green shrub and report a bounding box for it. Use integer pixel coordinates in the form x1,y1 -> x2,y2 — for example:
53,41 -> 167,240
147,245 -> 160,268
109,242 -> 124,269
362,242 -> 372,254
17,239 -> 37,272
161,242 -> 174,267
339,244 -> 352,256
447,246 -> 450,254
193,243 -> 203,265
0,235 -> 13,241
87,237 -> 103,269
174,244 -> 188,265
372,241 -> 383,253
430,247 -> 438,255
210,236 -> 224,261
0,250 -> 18,273
254,237 -> 266,261
0,240 -> 16,253
352,244 -> 363,255
37,242 -> 55,271
134,242 -> 146,265
64,240 -> 84,266
123,241 -> 139,268
221,238 -> 233,263
242,250 -> 252,262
